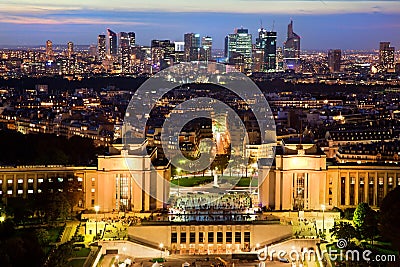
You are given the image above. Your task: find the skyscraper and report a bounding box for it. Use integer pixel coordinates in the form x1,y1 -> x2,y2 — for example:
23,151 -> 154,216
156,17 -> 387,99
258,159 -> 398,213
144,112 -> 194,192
97,34 -> 106,60
264,31 -> 277,71
256,27 -> 276,71
379,42 -> 395,72
225,28 -> 252,73
119,32 -> 130,73
328,49 -> 341,73
128,32 -> 136,49
202,36 -> 213,61
151,40 -> 175,71
184,33 -> 201,61
46,40 -> 54,59
107,29 -> 118,57
67,41 -> 74,58
283,20 -> 301,70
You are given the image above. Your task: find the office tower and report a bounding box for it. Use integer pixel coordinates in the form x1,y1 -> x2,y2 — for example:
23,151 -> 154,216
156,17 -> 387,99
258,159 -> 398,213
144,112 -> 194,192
264,31 -> 277,71
276,47 -> 284,71
46,40 -> 54,59
67,41 -> 74,58
107,29 -> 118,57
379,42 -> 395,72
151,40 -> 175,71
128,32 -> 136,48
174,41 -> 185,63
225,28 -> 252,73
252,47 -> 264,73
328,49 -> 341,73
283,20 -> 301,70
119,32 -> 130,73
202,36 -> 212,61
256,27 -> 277,71
184,33 -> 201,61
97,34 -> 106,60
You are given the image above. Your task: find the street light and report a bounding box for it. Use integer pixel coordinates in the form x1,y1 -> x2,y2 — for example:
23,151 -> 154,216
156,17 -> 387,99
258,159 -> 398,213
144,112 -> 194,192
0,216 -> 5,222
159,243 -> 164,259
94,205 -> 100,239
321,204 -> 326,239
176,168 -> 181,196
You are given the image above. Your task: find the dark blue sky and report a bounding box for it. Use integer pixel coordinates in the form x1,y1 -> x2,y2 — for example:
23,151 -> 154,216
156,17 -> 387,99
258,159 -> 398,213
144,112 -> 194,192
1,1 -> 399,50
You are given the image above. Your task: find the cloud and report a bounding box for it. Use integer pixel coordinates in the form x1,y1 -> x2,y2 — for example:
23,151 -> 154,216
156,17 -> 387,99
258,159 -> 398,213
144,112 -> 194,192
1,0 -> 400,15
0,14 -> 153,26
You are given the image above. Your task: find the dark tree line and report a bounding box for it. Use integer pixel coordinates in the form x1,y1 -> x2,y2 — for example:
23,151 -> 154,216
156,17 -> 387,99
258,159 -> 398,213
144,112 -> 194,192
0,130 -> 105,165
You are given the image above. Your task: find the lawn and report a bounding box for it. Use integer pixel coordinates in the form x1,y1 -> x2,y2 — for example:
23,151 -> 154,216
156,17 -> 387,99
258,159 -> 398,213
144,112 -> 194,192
48,226 -> 64,243
171,176 -> 214,187
68,258 -> 86,267
171,176 -> 258,187
72,247 -> 91,257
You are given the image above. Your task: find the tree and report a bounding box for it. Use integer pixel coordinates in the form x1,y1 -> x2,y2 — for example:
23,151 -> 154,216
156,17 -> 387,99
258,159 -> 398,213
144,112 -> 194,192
353,202 -> 378,243
35,228 -> 50,247
353,202 -> 370,230
379,186 -> 400,254
331,221 -> 359,244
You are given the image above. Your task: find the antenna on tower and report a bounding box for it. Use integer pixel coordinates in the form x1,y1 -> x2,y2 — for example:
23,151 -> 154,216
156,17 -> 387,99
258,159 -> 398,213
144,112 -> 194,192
272,20 -> 275,31
260,18 -> 263,29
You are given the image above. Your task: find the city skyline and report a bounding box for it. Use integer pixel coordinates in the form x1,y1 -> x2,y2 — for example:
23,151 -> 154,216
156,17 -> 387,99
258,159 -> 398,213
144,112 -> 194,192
0,1 -> 400,50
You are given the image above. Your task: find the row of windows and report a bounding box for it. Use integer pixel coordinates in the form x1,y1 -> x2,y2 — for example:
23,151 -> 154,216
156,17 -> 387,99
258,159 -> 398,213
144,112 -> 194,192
171,232 -> 250,244
0,177 -> 85,184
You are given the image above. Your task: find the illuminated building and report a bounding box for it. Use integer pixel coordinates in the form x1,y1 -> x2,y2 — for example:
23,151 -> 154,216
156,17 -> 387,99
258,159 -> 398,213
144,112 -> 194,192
107,29 -> 118,57
328,49 -> 341,73
151,40 -> 175,71
97,34 -> 106,60
0,141 -> 170,212
173,41 -> 185,63
225,28 -> 252,73
45,40 -> 54,60
184,33 -> 201,61
119,32 -> 131,73
128,32 -> 136,49
379,42 -> 395,72
67,41 -> 74,58
201,36 -> 213,61
283,20 -> 301,71
256,28 -> 277,71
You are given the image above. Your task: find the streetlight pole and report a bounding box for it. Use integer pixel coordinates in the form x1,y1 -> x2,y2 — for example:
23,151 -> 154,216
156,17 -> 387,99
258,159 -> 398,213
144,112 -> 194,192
94,205 -> 100,240
177,168 -> 181,196
321,204 -> 326,239
159,243 -> 164,259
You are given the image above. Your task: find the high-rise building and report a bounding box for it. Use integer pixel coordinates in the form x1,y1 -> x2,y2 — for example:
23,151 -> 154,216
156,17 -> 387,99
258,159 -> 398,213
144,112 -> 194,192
119,32 -> 131,73
184,33 -> 201,61
67,41 -> 74,58
201,36 -> 213,61
283,20 -> 301,70
97,34 -> 106,60
128,32 -> 136,48
107,29 -> 118,57
46,40 -> 54,59
151,40 -> 175,71
256,28 -> 277,71
328,49 -> 341,73
379,42 -> 395,72
174,41 -> 185,63
225,28 -> 252,73
264,31 -> 277,71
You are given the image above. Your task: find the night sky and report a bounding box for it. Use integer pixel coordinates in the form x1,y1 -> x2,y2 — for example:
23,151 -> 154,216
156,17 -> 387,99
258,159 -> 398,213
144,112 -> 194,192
1,0 -> 399,50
